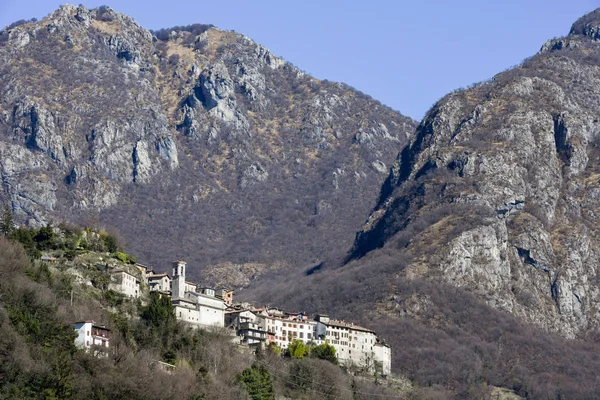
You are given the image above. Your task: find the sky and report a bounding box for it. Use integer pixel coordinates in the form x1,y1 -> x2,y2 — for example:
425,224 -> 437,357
0,0 -> 597,120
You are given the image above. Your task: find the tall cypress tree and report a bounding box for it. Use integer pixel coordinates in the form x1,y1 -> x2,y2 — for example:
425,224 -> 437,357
0,206 -> 14,236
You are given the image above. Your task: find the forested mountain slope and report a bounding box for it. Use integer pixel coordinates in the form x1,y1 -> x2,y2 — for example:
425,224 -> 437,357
0,5 -> 416,278
240,8 -> 600,398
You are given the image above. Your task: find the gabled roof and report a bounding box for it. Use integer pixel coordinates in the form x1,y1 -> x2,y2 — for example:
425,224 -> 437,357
75,320 -> 96,324
225,309 -> 255,315
109,268 -> 136,276
148,273 -> 170,279
74,320 -> 111,331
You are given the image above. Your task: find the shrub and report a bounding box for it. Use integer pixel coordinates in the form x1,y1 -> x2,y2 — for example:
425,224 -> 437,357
112,251 -> 136,264
310,343 -> 337,364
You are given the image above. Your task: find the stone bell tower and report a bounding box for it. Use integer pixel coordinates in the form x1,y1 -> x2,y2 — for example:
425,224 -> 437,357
172,260 -> 186,299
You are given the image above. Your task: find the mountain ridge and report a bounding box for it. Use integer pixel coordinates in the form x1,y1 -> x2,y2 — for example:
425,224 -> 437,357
0,4 -> 416,280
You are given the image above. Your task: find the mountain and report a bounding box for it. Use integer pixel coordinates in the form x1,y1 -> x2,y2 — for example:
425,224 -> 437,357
240,8 -> 600,398
345,8 -> 600,339
0,5 -> 416,279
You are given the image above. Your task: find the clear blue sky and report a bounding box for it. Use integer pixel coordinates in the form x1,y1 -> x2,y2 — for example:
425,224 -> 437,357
0,1 -> 596,120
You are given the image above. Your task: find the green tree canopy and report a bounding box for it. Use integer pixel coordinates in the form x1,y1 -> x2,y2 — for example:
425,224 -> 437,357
288,339 -> 309,359
311,342 -> 337,365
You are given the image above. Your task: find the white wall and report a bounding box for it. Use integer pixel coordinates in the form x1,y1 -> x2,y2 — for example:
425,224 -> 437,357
196,294 -> 225,327
175,304 -> 202,324
74,322 -> 92,349
373,344 -> 391,375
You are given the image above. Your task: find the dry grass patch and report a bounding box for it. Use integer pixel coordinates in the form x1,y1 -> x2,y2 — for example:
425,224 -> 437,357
92,19 -> 122,35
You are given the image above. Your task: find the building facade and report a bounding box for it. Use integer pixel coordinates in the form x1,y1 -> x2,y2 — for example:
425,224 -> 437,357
226,310 -> 269,347
257,310 -> 319,349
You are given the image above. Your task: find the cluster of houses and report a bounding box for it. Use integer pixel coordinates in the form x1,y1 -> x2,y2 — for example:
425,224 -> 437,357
74,260 -> 391,375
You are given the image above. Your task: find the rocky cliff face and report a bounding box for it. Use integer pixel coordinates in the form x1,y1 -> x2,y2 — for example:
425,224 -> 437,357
0,5 -> 416,277
348,8 -> 600,338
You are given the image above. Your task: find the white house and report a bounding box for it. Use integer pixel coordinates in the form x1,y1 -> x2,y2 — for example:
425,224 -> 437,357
74,320 -> 111,353
226,309 -> 258,327
108,269 -> 140,298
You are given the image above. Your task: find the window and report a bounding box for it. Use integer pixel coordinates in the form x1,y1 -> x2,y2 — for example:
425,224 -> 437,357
87,331 -> 90,336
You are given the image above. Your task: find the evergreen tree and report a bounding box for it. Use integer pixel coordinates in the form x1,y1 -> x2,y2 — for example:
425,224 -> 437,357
0,206 -> 13,236
237,363 -> 274,400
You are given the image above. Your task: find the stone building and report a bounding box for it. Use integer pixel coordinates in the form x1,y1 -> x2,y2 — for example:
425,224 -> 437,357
108,269 -> 140,298
147,273 -> 171,293
315,314 -> 391,375
226,309 -> 269,347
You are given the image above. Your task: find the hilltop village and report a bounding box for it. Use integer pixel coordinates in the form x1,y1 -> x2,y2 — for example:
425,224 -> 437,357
77,259 -> 391,375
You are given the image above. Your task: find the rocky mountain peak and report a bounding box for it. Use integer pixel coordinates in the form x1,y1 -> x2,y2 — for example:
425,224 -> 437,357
569,7 -> 600,39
